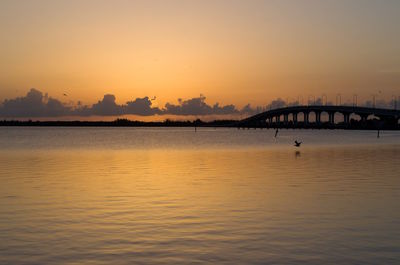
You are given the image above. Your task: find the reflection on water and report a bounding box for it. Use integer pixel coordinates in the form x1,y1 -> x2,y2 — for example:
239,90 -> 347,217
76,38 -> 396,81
0,128 -> 399,264
0,127 -> 399,150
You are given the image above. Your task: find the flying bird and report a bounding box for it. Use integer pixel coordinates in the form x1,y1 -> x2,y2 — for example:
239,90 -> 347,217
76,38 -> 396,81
151,96 -> 156,101
63,93 -> 68,96
294,140 -> 302,147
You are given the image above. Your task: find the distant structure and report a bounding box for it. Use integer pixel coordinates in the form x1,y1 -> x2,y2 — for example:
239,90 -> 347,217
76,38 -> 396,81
237,106 -> 400,130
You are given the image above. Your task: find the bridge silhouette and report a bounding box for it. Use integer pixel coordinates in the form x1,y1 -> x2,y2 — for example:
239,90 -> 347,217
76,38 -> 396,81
237,105 -> 400,130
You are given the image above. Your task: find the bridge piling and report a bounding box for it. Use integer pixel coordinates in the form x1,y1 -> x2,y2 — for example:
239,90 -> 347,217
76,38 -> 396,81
304,112 -> 309,126
329,112 -> 335,125
293,113 -> 298,125
316,112 -> 321,125
284,114 -> 289,125
343,113 -> 350,125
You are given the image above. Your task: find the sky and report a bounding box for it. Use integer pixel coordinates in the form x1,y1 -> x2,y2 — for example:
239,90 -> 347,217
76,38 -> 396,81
0,0 -> 399,119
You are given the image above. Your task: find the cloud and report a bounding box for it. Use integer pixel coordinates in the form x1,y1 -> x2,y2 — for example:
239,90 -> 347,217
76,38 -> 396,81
90,94 -> 123,116
73,94 -> 161,116
163,95 -> 238,115
267,98 -> 286,109
0,88 -> 71,117
240,104 -> 263,115
3,89 -> 395,119
0,89 -> 240,118
364,99 -> 397,109
125,97 -> 161,116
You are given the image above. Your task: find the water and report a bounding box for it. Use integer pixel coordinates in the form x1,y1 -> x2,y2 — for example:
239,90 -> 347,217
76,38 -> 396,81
0,127 -> 399,264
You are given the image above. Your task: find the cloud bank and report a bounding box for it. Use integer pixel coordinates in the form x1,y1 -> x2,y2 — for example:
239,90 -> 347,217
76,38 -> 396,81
1,89 -> 397,118
0,89 -> 250,118
0,88 -> 71,117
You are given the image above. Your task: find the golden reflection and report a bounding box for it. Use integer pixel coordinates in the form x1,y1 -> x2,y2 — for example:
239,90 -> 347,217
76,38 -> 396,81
1,146 -> 399,263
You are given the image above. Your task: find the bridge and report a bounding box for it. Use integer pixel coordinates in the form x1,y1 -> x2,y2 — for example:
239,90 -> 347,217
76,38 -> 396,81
237,106 -> 400,130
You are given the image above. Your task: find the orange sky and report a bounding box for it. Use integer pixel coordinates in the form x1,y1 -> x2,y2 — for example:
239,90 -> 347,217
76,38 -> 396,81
0,0 -> 399,109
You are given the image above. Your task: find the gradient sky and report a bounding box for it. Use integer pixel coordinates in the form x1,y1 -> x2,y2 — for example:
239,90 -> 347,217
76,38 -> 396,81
1,0 -> 399,109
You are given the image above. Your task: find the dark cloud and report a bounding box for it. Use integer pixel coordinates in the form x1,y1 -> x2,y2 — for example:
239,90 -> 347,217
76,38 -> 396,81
267,98 -> 286,109
74,94 -> 161,116
0,88 -> 71,117
125,97 -> 161,116
0,89 -> 240,118
240,104 -> 263,115
90,94 -> 123,116
211,103 -> 237,115
163,95 -> 238,115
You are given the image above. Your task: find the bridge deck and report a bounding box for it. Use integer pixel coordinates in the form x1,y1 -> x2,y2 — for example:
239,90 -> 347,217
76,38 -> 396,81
238,105 -> 400,130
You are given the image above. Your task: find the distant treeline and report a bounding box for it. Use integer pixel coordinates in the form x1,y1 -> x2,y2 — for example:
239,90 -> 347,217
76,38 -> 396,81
0,118 -> 238,127
1,118 -> 398,130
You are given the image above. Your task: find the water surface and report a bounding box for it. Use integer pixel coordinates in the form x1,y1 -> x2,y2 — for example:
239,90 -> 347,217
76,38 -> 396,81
0,127 -> 399,264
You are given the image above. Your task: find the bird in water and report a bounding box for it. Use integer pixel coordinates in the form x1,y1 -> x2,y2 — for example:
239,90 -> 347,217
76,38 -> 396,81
294,140 -> 302,147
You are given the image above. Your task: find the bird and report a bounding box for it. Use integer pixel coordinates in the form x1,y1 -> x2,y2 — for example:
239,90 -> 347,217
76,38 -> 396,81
294,140 -> 302,147
63,93 -> 68,97
151,96 -> 156,101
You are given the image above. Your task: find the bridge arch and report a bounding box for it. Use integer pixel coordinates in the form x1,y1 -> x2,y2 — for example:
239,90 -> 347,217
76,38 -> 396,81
320,110 -> 330,123
308,111 -> 317,123
288,112 -> 297,123
350,113 -> 361,121
369,114 -> 380,120
333,112 -> 343,124
297,112 -> 305,123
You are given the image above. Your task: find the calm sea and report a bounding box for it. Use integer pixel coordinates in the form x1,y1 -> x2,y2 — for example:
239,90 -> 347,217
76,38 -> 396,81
0,127 -> 399,264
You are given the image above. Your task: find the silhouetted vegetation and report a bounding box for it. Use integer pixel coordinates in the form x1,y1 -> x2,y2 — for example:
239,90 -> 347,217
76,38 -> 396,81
1,118 -> 398,130
0,118 -> 238,127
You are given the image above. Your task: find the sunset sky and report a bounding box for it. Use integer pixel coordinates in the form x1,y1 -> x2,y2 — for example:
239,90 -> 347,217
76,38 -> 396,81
0,0 -> 399,118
